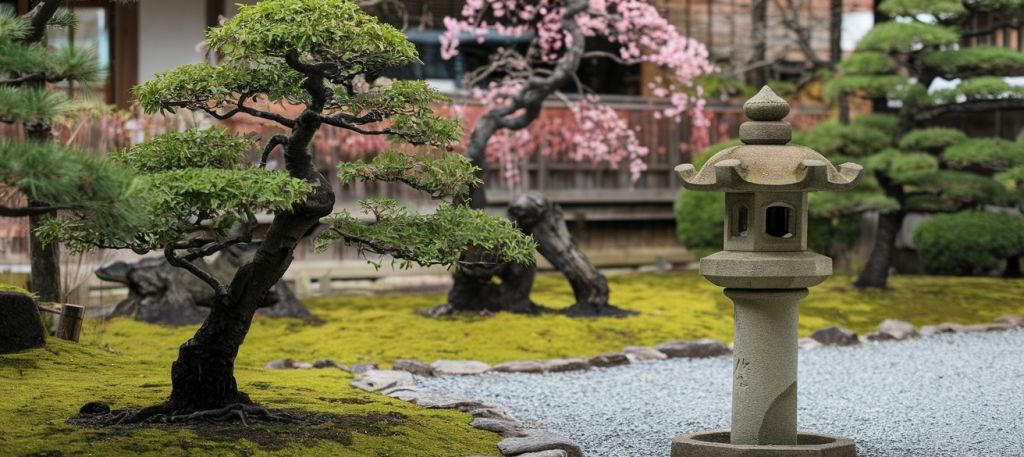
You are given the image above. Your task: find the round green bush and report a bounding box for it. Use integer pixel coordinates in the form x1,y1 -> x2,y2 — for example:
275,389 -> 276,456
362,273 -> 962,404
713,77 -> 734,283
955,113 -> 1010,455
674,189 -> 723,254
913,211 -> 1024,275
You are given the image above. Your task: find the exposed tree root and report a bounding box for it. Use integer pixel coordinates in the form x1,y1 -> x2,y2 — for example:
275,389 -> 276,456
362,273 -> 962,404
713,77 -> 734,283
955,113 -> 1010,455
75,402 -> 299,427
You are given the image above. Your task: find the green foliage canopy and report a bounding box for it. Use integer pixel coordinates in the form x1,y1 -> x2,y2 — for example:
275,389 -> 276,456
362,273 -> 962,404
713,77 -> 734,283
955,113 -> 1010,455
914,212 -> 1024,275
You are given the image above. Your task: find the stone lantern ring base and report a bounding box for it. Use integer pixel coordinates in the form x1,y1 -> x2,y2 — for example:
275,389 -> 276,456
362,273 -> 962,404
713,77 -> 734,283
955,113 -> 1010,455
700,250 -> 832,289
672,430 -> 856,457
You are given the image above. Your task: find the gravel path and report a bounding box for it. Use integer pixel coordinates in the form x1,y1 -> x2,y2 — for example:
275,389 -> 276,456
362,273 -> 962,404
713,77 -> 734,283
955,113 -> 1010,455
419,329 -> 1024,457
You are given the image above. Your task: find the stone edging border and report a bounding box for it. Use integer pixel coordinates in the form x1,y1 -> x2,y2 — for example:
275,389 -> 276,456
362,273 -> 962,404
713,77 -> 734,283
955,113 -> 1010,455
271,314 -> 1024,457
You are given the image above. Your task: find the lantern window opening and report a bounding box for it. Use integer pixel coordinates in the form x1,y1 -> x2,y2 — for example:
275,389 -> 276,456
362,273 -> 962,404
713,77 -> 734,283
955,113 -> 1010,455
765,204 -> 794,239
735,205 -> 749,237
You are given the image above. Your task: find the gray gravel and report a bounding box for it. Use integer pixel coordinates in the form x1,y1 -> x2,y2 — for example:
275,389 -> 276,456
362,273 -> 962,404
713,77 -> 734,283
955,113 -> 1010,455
419,329 -> 1024,457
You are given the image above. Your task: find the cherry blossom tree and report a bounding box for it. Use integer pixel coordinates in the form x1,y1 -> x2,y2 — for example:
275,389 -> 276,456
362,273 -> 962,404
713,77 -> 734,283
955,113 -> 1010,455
435,0 -> 714,316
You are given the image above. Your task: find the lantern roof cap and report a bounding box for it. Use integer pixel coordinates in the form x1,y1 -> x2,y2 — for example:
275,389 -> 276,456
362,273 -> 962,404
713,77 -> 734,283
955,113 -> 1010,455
676,86 -> 863,192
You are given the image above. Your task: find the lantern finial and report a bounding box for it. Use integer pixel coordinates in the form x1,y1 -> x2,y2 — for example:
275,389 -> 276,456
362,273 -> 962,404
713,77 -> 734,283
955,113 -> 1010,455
739,86 -> 792,145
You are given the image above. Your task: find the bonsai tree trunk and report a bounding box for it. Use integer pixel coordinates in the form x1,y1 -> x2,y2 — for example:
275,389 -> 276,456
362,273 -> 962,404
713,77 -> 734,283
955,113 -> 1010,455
445,261 -> 542,314
1003,255 -> 1022,278
508,193 -> 634,316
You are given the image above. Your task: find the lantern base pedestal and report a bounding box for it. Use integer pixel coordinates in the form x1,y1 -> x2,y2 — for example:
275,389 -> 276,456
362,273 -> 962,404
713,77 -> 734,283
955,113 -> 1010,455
671,430 -> 856,457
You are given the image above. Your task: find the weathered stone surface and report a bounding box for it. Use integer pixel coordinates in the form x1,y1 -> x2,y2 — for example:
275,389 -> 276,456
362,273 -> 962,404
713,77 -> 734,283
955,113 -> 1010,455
623,346 -> 668,361
518,451 -> 569,457
380,385 -> 420,397
920,322 -> 966,336
995,314 -> 1024,328
871,319 -> 918,341
656,339 -> 731,358
0,292 -> 46,354
864,331 -> 896,342
588,352 -> 630,368
797,337 -> 823,350
809,326 -> 859,346
392,359 -> 434,377
264,358 -> 312,369
543,358 -> 590,373
490,360 -> 545,374
351,363 -> 379,374
471,417 -> 525,436
498,429 -> 582,457
432,359 -> 491,375
961,323 -> 1013,332
313,358 -> 340,369
350,370 -> 415,392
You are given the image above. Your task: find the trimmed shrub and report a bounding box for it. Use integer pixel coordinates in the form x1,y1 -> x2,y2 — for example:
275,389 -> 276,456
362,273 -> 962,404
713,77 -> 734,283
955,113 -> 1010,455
913,211 -> 1024,275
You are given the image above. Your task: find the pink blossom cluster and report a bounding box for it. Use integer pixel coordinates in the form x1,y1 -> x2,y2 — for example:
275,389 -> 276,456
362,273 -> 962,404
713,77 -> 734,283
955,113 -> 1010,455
440,0 -> 713,185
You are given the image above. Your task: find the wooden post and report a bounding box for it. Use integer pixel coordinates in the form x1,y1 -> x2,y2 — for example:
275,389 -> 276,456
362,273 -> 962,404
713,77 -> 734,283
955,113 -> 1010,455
55,304 -> 84,343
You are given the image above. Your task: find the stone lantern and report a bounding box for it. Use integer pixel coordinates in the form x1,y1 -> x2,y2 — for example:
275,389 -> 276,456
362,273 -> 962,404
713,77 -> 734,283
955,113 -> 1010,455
671,87 -> 862,457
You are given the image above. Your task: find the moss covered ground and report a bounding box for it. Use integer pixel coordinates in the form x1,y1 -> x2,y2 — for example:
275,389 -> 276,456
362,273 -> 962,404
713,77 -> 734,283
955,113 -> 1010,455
3,270 -> 1023,456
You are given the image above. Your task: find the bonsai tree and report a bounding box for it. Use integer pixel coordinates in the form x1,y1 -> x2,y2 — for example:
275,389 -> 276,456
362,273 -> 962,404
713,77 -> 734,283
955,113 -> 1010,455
0,2 -> 133,301
828,0 -> 1024,288
49,0 -> 533,423
438,0 -> 713,316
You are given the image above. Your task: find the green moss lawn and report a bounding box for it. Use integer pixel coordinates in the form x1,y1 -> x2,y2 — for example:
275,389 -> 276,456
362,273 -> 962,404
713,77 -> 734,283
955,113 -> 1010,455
3,270 -> 1023,456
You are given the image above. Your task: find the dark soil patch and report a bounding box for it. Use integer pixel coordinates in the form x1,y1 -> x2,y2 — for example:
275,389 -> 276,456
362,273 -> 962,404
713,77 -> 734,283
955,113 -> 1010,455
70,408 -> 408,451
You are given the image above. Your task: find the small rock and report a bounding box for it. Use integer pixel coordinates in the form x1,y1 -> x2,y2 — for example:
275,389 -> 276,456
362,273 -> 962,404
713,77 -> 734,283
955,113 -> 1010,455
864,331 -> 896,342
0,292 -> 46,354
797,337 -> 823,350
471,417 -> 525,436
544,358 -> 590,373
498,429 -> 582,457
809,326 -> 859,346
961,323 -> 1013,332
380,385 -> 420,397
350,370 -> 415,392
873,319 -> 918,341
351,362 -> 379,374
519,451 -> 569,457
655,339 -> 731,358
79,401 -> 110,415
995,314 -> 1024,328
490,360 -> 546,374
431,359 -> 491,375
588,352 -> 630,368
466,405 -> 513,420
392,359 -> 435,377
920,322 -> 966,336
313,359 -> 339,369
622,346 -> 667,361
264,358 -> 310,369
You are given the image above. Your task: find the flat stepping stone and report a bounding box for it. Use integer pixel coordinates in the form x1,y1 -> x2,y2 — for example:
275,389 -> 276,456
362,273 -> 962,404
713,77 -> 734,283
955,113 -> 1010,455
498,429 -> 582,457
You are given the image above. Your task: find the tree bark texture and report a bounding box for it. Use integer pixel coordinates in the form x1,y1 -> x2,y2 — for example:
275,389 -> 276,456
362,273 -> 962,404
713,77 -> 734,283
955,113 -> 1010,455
165,111 -> 334,412
855,210 -> 904,289
26,119 -> 61,303
750,0 -> 769,87
95,244 -> 314,326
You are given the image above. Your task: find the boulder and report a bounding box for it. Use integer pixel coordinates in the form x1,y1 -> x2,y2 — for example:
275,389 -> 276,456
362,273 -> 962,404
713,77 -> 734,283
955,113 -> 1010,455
543,358 -> 590,373
622,346 -> 667,361
995,314 -> 1024,328
498,429 -> 582,457
588,352 -> 630,368
809,326 -> 859,346
431,359 -> 491,376
471,417 -> 525,436
919,322 -> 966,336
866,319 -> 918,342
655,339 -> 731,358
350,370 -> 415,392
392,359 -> 435,377
351,363 -> 379,374
490,360 -> 546,374
0,292 -> 46,354
797,337 -> 823,350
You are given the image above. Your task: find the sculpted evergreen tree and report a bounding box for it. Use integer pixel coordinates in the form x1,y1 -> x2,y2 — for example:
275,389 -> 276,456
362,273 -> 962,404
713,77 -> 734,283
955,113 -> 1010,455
0,2 -> 133,301
438,0 -> 712,316
828,0 -> 1024,288
49,0 -> 533,423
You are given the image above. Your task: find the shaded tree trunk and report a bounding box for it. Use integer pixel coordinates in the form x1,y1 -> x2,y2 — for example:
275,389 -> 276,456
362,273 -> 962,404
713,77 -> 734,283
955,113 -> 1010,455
750,0 -> 769,87
445,261 -> 542,314
95,244 -> 314,326
25,120 -> 60,302
508,193 -> 633,316
1003,255 -> 1022,278
164,113 -> 333,412
855,210 -> 903,289
830,0 -> 850,124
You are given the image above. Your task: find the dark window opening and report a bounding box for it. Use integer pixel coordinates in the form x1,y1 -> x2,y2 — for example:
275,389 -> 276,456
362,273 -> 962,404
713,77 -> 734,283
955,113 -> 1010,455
765,206 -> 792,238
735,206 -> 749,237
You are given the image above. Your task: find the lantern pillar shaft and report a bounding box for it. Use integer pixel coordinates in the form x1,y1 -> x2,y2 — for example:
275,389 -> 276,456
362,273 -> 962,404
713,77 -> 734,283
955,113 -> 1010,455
727,288 -> 804,445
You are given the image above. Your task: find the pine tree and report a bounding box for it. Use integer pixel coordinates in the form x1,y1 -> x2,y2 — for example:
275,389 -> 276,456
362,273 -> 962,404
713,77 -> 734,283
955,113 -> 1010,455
47,0 -> 534,422
826,0 -> 1024,288
0,2 -> 135,301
